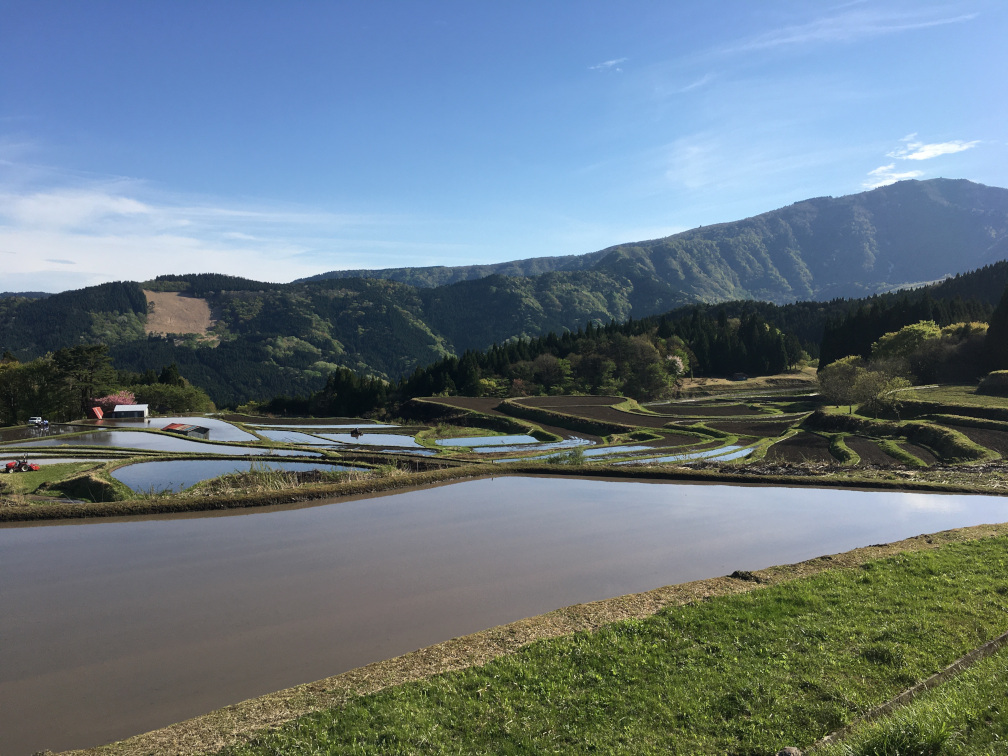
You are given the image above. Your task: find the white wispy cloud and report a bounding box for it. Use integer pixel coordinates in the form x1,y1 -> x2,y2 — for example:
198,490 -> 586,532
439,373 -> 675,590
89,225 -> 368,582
661,132 -> 848,193
864,163 -> 924,188
0,170 -> 419,291
722,7 -> 977,54
589,57 -> 627,72
864,133 -> 980,187
887,134 -> 980,160
676,73 -> 715,93
5,188 -> 152,230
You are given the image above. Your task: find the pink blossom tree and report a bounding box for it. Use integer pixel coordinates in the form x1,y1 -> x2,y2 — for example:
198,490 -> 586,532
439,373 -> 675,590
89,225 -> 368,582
90,390 -> 136,414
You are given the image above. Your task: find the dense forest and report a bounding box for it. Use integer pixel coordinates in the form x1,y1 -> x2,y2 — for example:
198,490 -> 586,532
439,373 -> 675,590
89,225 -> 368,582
0,345 -> 213,425
0,260 -> 1005,410
264,274 -> 1008,418
2,180 -> 1008,409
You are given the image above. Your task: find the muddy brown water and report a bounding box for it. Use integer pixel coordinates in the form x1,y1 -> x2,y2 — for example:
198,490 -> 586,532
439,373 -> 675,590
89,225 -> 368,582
2,477 -> 1007,755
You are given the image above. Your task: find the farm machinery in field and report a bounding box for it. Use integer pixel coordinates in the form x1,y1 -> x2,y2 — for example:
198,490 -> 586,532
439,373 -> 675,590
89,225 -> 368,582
5,457 -> 40,473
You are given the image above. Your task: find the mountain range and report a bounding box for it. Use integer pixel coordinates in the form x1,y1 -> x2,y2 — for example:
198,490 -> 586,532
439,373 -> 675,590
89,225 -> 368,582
2,178 -> 1007,407
307,178 -> 1008,300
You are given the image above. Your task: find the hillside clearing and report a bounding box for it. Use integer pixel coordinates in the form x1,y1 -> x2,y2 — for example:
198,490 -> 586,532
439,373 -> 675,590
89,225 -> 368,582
144,290 -> 216,338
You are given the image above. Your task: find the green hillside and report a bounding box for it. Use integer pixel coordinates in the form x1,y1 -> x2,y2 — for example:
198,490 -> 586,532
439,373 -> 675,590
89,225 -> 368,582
307,179 -> 1008,303
2,179 -> 1007,408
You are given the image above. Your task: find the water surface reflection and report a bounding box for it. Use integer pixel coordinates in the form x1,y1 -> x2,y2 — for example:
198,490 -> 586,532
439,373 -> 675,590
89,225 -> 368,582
112,459 -> 365,492
1,477 -> 1005,755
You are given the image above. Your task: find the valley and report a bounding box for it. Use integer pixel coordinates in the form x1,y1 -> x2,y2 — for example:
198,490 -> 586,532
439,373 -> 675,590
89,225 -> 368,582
3,180 -> 1008,756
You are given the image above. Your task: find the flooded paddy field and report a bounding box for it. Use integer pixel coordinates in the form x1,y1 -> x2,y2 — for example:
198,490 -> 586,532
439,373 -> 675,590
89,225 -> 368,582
2,476 -> 1007,755
11,431 -> 321,456
0,424 -> 82,443
317,432 -> 424,448
89,416 -> 259,442
252,429 -> 335,445
111,459 -> 366,493
436,433 -> 540,447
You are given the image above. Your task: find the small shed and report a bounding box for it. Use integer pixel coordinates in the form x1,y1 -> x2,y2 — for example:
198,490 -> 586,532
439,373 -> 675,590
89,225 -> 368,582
113,404 -> 150,418
162,422 -> 210,439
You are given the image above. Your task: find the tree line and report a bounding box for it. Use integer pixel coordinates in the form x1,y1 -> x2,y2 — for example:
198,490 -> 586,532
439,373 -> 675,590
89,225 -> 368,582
260,307 -> 805,416
0,345 -> 213,425
816,284 -> 1008,414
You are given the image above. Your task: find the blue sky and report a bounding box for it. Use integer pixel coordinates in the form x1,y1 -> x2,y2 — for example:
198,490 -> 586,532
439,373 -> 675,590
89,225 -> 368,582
2,1 -> 1005,292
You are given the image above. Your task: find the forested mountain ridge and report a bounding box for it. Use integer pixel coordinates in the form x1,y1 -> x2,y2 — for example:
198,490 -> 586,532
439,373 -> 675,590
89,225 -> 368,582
2,180 -> 1007,407
307,179 -> 1008,303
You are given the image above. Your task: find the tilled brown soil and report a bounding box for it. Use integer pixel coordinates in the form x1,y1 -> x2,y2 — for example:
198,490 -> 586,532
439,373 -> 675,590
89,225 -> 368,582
900,442 -> 939,465
940,425 -> 1008,457
705,419 -> 800,438
523,395 -> 768,418
426,395 -> 775,432
418,397 -> 602,442
422,396 -> 506,413
764,433 -> 836,464
516,396 -> 625,408
644,403 -> 767,417
846,436 -> 900,466
510,398 -> 743,430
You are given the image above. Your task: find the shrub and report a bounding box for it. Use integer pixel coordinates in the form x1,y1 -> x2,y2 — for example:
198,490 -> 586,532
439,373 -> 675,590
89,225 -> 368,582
977,370 -> 1008,397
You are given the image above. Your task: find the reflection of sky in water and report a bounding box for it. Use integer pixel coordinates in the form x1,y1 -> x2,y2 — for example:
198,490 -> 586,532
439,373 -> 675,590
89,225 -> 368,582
94,416 -> 256,442
0,424 -> 81,443
471,438 -> 593,454
889,492 -> 968,513
255,430 -> 332,445
491,441 -> 655,464
582,445 -> 654,457
493,444 -> 748,465
4,475 -> 1007,756
436,434 -> 538,447
112,459 -> 363,493
16,432 -> 319,456
319,433 -> 423,448
617,445 -> 751,465
249,423 -> 399,430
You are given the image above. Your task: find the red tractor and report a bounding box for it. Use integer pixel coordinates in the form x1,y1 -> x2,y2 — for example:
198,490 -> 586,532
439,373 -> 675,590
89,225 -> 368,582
5,457 -> 40,473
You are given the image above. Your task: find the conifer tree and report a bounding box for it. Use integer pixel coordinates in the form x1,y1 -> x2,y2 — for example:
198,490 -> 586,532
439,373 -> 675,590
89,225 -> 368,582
986,284 -> 1008,370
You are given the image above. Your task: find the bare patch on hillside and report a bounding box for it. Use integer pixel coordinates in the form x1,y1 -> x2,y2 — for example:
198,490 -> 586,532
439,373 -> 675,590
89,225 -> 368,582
144,290 -> 217,341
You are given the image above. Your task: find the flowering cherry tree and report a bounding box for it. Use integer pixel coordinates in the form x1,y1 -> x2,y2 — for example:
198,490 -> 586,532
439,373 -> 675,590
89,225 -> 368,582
90,390 -> 136,414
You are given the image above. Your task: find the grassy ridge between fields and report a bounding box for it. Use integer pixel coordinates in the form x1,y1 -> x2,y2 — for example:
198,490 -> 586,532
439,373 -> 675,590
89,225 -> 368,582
57,523 -> 1008,756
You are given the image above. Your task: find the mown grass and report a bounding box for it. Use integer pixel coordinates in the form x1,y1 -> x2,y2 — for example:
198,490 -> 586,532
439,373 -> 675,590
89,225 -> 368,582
216,536 -> 1008,756
0,461 -> 98,494
876,439 -> 929,468
829,434 -> 859,465
909,384 -> 1008,409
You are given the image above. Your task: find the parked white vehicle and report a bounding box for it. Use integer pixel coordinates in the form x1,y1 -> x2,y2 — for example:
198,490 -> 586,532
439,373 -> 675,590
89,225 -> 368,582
28,416 -> 43,426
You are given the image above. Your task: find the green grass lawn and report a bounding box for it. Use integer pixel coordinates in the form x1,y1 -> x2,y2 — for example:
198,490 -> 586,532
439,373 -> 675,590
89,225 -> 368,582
816,644 -> 1008,755
0,461 -> 100,496
216,536 -> 1008,756
910,384 -> 1008,409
